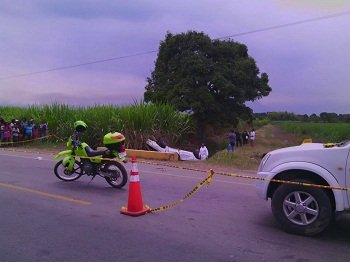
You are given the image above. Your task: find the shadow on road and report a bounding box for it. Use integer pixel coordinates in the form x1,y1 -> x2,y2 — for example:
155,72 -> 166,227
319,214 -> 350,241
51,180 -> 127,196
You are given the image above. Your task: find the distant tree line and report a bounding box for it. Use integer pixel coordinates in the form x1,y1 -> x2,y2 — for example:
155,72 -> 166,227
254,112 -> 350,123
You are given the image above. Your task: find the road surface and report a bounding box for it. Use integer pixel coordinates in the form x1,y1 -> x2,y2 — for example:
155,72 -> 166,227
0,149 -> 350,261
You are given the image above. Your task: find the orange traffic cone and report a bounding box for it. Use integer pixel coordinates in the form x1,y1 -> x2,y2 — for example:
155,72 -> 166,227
120,156 -> 150,216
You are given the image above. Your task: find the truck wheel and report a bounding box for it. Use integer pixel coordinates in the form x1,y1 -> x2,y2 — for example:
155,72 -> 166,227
271,179 -> 333,236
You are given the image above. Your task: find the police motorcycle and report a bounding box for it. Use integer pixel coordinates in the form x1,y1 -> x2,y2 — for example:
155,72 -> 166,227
54,121 -> 128,188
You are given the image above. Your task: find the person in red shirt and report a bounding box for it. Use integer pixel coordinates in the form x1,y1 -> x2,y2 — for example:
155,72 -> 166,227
33,125 -> 39,140
3,122 -> 12,144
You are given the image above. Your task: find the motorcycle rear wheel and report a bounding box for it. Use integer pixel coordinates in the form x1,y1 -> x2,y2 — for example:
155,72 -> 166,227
103,161 -> 128,188
54,160 -> 83,181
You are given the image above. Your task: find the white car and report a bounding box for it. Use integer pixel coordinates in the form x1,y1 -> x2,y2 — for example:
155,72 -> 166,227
256,140 -> 350,236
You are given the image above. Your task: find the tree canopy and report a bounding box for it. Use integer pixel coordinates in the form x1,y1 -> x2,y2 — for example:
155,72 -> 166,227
144,31 -> 272,130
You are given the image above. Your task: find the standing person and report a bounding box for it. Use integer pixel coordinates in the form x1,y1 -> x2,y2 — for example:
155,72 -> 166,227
235,130 -> 242,147
10,119 -> 16,128
227,130 -> 236,152
25,120 -> 34,140
21,118 -> 28,140
12,123 -> 20,145
199,143 -> 209,160
3,122 -> 12,144
33,125 -> 39,140
0,118 -> 4,142
18,121 -> 24,142
242,130 -> 249,145
39,120 -> 48,142
250,128 -> 256,147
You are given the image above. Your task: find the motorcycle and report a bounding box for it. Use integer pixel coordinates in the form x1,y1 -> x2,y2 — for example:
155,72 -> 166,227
54,131 -> 128,188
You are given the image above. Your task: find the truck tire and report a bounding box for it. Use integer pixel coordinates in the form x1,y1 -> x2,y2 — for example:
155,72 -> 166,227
271,179 -> 333,236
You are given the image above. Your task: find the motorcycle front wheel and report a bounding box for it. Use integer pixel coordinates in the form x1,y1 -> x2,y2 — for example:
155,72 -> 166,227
54,160 -> 83,181
103,161 -> 128,188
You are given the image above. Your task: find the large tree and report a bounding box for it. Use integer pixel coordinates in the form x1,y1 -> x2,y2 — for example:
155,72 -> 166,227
144,31 -> 271,134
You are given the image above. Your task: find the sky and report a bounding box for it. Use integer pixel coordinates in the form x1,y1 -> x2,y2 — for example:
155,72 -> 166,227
0,0 -> 350,115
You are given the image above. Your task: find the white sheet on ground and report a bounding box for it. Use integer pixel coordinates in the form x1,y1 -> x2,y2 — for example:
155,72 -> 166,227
146,139 -> 198,161
146,139 -> 166,152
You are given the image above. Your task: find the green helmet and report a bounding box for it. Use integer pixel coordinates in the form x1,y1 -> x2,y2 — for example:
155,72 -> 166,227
74,120 -> 87,132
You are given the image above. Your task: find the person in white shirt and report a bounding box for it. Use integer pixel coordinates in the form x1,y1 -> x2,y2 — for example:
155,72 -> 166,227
12,124 -> 20,143
249,129 -> 256,146
199,144 -> 209,160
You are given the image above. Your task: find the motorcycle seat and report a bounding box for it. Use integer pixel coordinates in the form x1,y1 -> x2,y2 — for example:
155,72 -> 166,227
85,146 -> 107,157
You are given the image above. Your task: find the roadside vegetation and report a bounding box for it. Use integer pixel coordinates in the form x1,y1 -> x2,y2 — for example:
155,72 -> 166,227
208,120 -> 350,170
2,104 -> 350,171
274,121 -> 350,143
0,103 -> 192,149
208,124 -> 303,170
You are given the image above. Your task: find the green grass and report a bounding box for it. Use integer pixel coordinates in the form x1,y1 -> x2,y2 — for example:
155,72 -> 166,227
208,147 -> 263,170
206,122 -> 350,170
274,121 -> 350,143
207,123 -> 304,170
0,102 -> 193,149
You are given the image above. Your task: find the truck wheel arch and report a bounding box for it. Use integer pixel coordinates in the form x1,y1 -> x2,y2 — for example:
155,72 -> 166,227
267,163 -> 345,211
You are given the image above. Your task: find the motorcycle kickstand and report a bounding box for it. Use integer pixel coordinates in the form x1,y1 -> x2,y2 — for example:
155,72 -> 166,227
88,175 -> 96,184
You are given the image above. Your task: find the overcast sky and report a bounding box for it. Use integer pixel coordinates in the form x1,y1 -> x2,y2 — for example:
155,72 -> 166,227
1,0 -> 349,115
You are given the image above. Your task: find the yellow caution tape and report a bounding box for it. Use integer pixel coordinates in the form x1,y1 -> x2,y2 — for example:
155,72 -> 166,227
302,138 -> 313,143
148,166 -> 350,213
0,134 -> 53,146
138,159 -> 350,192
149,170 -> 214,213
213,170 -> 350,191
2,140 -> 350,201
323,143 -> 337,148
2,142 -> 349,193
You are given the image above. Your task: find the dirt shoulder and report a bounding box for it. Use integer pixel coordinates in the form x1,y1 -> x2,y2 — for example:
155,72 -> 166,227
206,124 -> 304,171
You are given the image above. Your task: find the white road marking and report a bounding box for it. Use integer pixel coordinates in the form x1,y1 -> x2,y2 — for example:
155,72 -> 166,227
0,181 -> 91,205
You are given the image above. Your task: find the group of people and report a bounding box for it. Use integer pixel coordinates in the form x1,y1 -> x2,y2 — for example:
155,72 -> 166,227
197,128 -> 256,160
228,129 -> 255,152
0,118 -> 48,145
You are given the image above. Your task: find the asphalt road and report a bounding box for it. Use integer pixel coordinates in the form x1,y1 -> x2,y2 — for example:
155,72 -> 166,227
0,149 -> 350,262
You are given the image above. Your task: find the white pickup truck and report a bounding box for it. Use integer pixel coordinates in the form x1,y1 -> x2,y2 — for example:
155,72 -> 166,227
256,140 -> 350,236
